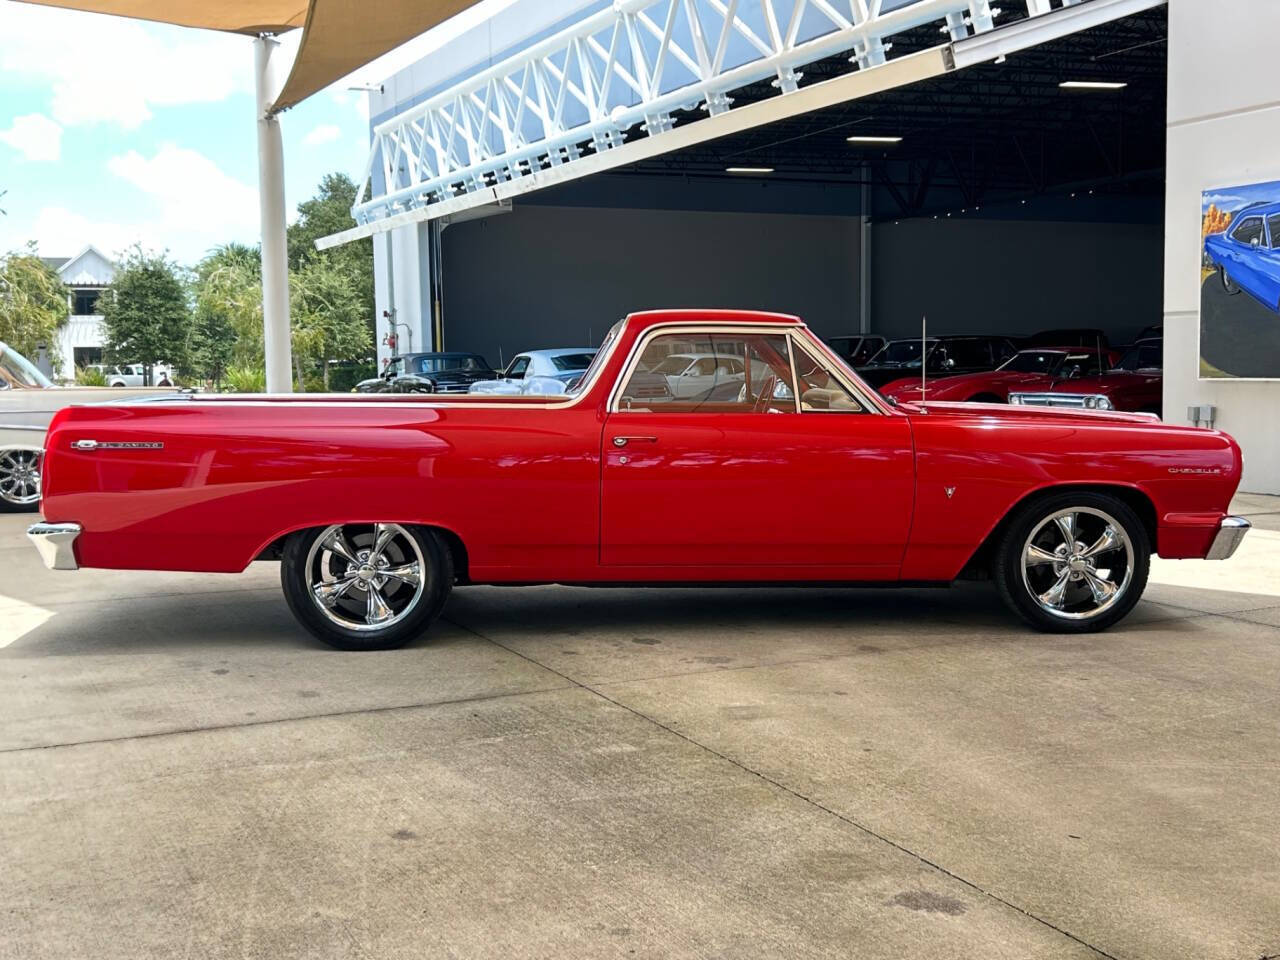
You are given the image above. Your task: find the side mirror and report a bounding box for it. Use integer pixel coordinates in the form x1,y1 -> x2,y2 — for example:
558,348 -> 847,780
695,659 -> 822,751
1252,237 -> 1261,248
942,357 -> 956,370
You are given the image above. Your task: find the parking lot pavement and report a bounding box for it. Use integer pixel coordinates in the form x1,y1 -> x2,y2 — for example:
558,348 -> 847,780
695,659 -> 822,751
1,497 -> 1277,960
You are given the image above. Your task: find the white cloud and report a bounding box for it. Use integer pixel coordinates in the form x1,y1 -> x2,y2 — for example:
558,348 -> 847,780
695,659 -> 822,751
0,113 -> 62,162
0,145 -> 261,263
303,123 -> 342,146
107,144 -> 259,235
0,5 -> 250,130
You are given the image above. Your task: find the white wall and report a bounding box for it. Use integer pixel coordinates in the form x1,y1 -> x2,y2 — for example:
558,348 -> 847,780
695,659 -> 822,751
1164,0 -> 1280,494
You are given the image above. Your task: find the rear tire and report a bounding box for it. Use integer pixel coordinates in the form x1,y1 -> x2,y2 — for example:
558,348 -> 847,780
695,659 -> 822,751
281,523 -> 453,650
993,491 -> 1149,633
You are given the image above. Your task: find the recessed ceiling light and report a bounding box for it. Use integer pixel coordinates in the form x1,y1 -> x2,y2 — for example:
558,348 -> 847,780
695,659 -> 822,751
847,135 -> 903,144
725,166 -> 774,174
1059,80 -> 1127,90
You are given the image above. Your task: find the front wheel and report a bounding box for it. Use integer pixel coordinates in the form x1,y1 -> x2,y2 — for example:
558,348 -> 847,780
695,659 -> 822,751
281,523 -> 453,650
1220,266 -> 1241,295
0,449 -> 41,512
993,492 -> 1149,632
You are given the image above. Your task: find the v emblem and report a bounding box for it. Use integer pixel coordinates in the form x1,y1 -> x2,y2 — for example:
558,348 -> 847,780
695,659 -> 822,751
944,486 -> 956,499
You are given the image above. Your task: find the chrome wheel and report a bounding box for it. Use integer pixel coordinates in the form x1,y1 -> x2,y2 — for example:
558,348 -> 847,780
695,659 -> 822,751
1021,507 -> 1134,621
0,449 -> 41,507
304,523 -> 426,632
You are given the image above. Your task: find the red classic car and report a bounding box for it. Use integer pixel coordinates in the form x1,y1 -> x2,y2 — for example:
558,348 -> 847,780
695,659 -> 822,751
28,310 -> 1246,650
1009,339 -> 1163,417
880,346 -> 1120,407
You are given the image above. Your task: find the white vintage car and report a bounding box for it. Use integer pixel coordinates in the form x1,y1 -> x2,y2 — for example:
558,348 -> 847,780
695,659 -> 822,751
468,347 -> 596,395
0,342 -> 177,511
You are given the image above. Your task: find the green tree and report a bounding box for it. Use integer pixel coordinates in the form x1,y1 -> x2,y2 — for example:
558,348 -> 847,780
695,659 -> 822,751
0,243 -> 68,365
98,246 -> 191,385
193,243 -> 263,367
189,306 -> 236,390
290,257 -> 372,390
288,172 -> 374,338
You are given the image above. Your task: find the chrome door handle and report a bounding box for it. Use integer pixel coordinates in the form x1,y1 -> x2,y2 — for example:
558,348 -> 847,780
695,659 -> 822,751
611,436 -> 658,447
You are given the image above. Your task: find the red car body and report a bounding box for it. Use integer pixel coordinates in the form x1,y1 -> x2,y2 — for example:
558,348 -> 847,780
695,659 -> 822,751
880,346 -> 1121,406
35,311 -> 1238,581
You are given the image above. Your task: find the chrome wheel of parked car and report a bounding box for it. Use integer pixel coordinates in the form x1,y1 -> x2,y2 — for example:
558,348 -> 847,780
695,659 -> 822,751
306,523 -> 426,631
281,523 -> 453,650
1020,507 -> 1134,621
994,492 -> 1149,633
0,449 -> 41,512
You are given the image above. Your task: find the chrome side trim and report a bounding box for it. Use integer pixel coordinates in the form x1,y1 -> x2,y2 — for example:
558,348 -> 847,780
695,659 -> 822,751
1206,516 -> 1250,561
27,522 -> 82,571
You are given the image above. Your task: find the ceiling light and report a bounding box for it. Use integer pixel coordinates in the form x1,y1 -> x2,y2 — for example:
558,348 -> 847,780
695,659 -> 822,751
847,135 -> 903,144
1059,80 -> 1127,90
725,166 -> 774,174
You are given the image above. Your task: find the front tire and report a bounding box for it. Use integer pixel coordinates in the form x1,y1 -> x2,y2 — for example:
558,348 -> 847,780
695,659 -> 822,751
281,523 -> 453,650
1220,266 -> 1241,295
993,492 -> 1149,633
0,449 -> 41,512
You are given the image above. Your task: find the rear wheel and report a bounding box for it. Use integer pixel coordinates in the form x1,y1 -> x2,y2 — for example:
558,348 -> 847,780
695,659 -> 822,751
0,449 -> 41,512
281,523 -> 453,650
993,492 -> 1149,633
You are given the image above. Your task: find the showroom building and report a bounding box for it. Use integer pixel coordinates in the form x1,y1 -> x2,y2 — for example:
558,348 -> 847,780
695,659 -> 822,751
336,0 -> 1280,494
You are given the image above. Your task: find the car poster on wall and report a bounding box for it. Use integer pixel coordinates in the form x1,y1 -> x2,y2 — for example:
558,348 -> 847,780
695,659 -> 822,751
1200,179 -> 1280,380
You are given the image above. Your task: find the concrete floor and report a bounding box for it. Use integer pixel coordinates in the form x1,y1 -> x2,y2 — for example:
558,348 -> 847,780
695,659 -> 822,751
1,497 -> 1278,960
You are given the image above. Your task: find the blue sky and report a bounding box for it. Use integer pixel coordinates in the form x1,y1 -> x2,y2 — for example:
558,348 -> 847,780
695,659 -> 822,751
0,4 -> 375,264
1202,180 -> 1280,216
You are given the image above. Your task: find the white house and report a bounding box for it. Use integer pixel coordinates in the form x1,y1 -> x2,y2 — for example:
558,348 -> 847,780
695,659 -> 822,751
37,245 -> 115,383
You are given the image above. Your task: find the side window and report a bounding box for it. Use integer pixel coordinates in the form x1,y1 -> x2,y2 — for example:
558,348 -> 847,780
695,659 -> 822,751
1268,214 -> 1280,249
506,356 -> 530,379
792,340 -> 864,413
946,340 -> 992,368
618,332 -> 796,412
1232,216 -> 1264,246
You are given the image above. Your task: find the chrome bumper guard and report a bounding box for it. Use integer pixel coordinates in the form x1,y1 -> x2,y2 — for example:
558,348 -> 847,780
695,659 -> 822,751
27,522 -> 82,571
1009,392 -> 1112,410
1206,516 -> 1251,561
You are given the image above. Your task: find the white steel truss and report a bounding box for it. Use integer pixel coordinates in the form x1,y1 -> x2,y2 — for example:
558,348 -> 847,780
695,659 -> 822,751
318,0 -> 1157,249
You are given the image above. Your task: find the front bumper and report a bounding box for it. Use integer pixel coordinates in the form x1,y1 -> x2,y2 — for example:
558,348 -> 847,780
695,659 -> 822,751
1206,516 -> 1251,560
27,522 -> 81,570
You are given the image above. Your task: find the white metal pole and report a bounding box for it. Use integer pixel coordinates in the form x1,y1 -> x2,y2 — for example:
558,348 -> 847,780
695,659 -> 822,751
254,35 -> 293,393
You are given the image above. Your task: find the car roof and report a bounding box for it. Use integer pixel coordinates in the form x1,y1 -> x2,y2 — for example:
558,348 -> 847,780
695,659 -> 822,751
523,348 -> 595,357
626,308 -> 801,330
402,351 -> 484,359
1232,200 -> 1280,218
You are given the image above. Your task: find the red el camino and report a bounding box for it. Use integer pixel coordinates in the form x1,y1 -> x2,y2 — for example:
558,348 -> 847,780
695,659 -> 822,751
28,310 -> 1248,650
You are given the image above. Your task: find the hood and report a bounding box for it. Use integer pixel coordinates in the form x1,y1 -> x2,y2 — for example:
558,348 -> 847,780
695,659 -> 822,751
897,399 -> 1162,427
1047,370 -> 1159,393
880,370 -> 1041,398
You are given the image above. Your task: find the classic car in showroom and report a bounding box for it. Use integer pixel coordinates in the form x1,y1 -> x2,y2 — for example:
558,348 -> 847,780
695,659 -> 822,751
1203,200 -> 1280,313
0,341 -> 175,511
880,346 -> 1122,407
468,348 -> 596,395
28,310 -> 1247,650
855,334 -> 1018,389
1008,338 -> 1164,415
355,351 -> 498,393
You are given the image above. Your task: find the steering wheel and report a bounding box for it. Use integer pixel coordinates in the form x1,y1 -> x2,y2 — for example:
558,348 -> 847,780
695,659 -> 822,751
752,374 -> 778,414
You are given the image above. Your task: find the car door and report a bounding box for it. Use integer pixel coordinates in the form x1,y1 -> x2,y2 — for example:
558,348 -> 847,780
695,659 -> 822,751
1229,216 -> 1267,301
601,327 -> 914,577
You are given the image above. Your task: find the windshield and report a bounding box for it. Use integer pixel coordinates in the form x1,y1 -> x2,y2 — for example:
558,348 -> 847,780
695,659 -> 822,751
872,339 -> 937,367
411,354 -> 489,374
567,319 -> 624,396
550,353 -> 595,371
1114,342 -> 1162,371
0,342 -> 54,389
999,350 -> 1067,374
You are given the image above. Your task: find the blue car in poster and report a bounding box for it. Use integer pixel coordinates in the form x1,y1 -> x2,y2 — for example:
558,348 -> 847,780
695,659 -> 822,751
1203,200 -> 1280,313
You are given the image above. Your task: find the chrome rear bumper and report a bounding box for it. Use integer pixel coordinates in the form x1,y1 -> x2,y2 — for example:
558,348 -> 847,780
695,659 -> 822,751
1206,516 -> 1251,560
27,522 -> 82,570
